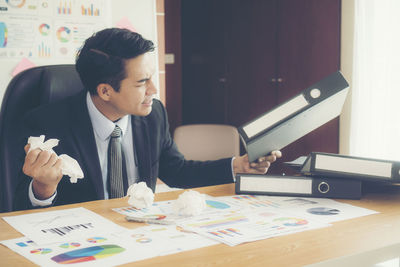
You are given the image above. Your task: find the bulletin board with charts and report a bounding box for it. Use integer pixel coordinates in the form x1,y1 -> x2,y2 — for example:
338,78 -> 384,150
0,0 -> 111,60
0,0 -> 159,104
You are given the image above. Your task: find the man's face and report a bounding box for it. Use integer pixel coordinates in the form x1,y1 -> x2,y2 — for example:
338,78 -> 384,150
108,53 -> 157,118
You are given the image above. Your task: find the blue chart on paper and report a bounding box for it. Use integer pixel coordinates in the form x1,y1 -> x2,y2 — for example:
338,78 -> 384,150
206,200 -> 230,209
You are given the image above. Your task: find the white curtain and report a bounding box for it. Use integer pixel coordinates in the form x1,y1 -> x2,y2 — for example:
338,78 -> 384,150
350,0 -> 400,161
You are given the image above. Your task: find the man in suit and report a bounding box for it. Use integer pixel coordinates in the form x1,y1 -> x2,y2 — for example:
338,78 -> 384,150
14,28 -> 281,210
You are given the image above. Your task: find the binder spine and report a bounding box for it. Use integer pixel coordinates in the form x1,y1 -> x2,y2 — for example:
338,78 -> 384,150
391,162 -> 400,180
235,174 -> 361,199
304,152 -> 400,182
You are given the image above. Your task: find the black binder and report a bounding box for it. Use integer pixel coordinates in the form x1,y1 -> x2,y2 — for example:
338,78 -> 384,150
238,71 -> 349,162
301,152 -> 400,183
235,174 -> 362,199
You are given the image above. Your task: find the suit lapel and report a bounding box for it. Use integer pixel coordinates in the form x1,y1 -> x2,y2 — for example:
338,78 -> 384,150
131,116 -> 152,186
69,92 -> 104,199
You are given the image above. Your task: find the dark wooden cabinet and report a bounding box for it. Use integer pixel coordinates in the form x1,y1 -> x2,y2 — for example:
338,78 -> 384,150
181,0 -> 341,174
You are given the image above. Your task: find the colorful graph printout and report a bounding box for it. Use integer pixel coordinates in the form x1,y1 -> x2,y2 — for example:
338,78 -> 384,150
273,217 -> 308,226
178,209 -> 328,246
30,248 -> 52,254
16,240 -> 34,247
229,195 -> 281,208
87,237 -> 106,243
140,225 -> 218,255
113,196 -> 241,224
2,207 -> 128,245
59,242 -> 80,249
206,200 -> 230,209
186,215 -> 249,229
0,233 -> 164,267
51,245 -> 125,264
259,196 -> 379,223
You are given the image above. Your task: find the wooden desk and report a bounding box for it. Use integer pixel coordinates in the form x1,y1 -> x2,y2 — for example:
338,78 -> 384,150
1,183 -> 400,266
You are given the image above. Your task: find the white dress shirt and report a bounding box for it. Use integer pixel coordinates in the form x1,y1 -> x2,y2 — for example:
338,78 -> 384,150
30,92 -> 139,206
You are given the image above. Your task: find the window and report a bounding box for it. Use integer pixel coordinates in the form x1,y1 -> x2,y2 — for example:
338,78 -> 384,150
350,0 -> 400,160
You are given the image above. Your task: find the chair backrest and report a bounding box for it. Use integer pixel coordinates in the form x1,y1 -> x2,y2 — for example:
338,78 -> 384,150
0,64 -> 83,212
173,124 -> 240,161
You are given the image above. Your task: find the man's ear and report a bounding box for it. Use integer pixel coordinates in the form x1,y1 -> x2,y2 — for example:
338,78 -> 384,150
96,83 -> 114,101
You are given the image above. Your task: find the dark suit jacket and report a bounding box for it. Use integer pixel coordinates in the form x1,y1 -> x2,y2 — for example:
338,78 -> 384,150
14,91 -> 233,210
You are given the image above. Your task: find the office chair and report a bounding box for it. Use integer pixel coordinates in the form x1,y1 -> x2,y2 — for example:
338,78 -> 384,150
173,124 -> 240,161
154,124 -> 240,193
0,64 -> 83,212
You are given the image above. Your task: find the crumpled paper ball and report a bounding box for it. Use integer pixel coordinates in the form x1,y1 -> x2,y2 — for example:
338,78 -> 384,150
28,135 -> 59,153
127,182 -> 154,209
27,135 -> 84,183
173,190 -> 206,216
58,154 -> 84,183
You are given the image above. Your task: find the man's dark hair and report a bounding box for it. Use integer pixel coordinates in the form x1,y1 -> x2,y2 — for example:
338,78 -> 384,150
76,28 -> 155,94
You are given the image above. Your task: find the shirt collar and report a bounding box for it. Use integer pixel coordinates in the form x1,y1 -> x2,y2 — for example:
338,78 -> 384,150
86,92 -> 129,141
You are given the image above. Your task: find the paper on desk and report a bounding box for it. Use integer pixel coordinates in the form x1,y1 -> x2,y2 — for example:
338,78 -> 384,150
141,224 -> 218,255
0,230 -> 162,267
177,208 -> 330,246
2,207 -> 128,245
214,194 -> 378,223
113,195 -> 243,223
28,135 -> 84,183
257,195 -> 379,223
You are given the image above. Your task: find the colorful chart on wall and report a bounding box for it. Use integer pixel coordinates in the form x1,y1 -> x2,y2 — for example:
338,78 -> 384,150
56,26 -> 70,42
6,0 -> 26,8
38,23 -> 50,36
0,0 -> 110,59
0,22 -> 7,48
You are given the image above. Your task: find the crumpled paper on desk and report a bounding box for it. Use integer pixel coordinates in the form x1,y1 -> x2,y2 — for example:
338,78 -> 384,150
27,135 -> 84,183
173,190 -> 206,216
127,182 -> 154,209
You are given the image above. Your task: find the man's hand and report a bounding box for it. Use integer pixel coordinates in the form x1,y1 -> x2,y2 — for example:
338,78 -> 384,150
22,144 -> 63,200
233,150 -> 282,175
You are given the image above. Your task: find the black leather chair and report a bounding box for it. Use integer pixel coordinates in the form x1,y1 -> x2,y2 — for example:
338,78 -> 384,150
0,65 -> 84,212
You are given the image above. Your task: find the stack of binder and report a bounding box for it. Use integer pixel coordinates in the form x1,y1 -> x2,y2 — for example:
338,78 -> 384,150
235,70 -> 381,199
236,152 -> 400,199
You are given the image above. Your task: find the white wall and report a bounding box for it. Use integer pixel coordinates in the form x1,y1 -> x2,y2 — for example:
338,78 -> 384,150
0,0 -> 158,106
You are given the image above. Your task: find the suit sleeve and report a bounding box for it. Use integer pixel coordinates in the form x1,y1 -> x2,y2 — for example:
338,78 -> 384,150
154,101 -> 234,188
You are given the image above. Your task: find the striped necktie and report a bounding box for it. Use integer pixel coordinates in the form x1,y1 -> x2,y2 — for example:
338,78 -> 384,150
108,125 -> 125,198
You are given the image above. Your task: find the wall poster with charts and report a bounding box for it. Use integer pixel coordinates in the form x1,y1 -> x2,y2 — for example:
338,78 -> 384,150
0,0 -> 110,60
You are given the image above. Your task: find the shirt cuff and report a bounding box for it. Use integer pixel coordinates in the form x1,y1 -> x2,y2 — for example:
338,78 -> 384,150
231,157 -> 236,182
29,180 -> 57,207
